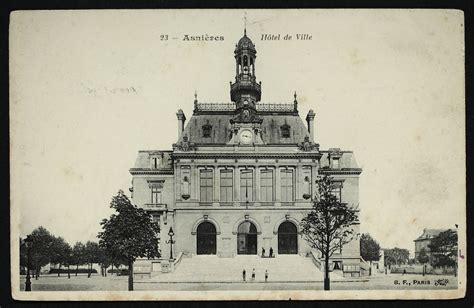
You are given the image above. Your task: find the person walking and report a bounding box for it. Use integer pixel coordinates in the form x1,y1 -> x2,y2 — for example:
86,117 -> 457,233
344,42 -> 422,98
251,268 -> 256,281
242,269 -> 246,281
265,270 -> 268,282
261,247 -> 266,258
269,247 -> 274,258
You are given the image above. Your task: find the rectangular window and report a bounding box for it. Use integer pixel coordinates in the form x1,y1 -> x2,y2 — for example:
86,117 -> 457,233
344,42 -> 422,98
220,170 -> 233,202
151,187 -> 162,204
331,183 -> 342,202
260,169 -> 274,202
280,169 -> 294,202
240,169 -> 253,202
200,169 -> 213,202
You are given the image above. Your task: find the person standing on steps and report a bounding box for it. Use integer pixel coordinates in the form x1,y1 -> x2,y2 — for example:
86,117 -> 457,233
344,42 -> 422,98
261,247 -> 265,258
242,268 -> 246,281
265,270 -> 268,282
269,247 -> 274,258
251,268 -> 256,281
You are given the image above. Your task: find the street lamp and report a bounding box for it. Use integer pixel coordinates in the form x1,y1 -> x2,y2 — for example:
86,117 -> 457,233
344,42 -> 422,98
166,227 -> 176,260
24,235 -> 32,292
68,252 -> 73,279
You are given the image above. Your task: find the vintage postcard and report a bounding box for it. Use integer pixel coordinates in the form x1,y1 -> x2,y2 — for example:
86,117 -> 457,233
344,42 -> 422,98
10,9 -> 466,300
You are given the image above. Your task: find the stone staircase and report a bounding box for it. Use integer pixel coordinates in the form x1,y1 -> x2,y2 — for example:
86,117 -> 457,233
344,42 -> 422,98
149,254 -> 324,282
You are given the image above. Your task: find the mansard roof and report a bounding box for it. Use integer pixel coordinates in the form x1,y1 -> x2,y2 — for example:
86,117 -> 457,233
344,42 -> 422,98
179,108 -> 310,145
414,228 -> 455,241
319,151 -> 361,170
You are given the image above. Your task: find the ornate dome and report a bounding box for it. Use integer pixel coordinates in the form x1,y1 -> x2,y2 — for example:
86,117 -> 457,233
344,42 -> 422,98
235,31 -> 256,52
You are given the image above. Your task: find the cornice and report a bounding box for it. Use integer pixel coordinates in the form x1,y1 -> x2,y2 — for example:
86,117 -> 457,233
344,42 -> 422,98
319,168 -> 363,175
172,152 -> 322,160
129,169 -> 174,175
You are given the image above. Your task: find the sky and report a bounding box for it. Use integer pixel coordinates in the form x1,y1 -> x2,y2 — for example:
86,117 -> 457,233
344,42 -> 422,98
10,9 -> 465,255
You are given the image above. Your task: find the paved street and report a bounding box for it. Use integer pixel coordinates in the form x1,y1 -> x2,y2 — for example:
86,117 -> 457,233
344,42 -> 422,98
19,273 -> 458,291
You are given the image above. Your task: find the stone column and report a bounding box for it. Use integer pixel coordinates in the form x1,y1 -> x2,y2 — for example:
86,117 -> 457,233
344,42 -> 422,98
213,167 -> 219,206
255,167 -> 261,206
234,167 -> 241,205
275,166 -> 281,206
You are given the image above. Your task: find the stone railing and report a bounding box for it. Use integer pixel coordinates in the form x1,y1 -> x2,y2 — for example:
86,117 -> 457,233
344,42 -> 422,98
195,102 -> 236,111
257,103 -> 297,112
143,203 -> 166,211
194,102 -> 297,113
309,250 -> 322,271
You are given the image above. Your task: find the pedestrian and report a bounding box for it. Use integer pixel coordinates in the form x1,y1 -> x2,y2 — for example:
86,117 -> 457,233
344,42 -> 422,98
242,268 -> 246,281
251,268 -> 255,281
265,270 -> 268,282
261,247 -> 266,257
269,247 -> 274,258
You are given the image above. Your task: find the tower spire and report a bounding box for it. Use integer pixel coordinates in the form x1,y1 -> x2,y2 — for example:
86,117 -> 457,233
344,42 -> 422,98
244,13 -> 247,36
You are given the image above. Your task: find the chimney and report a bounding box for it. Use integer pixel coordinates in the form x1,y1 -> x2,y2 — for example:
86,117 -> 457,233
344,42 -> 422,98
306,109 -> 315,141
176,109 -> 186,139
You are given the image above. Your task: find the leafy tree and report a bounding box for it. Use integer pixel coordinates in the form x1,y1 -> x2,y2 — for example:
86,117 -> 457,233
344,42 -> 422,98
98,190 -> 160,291
360,233 -> 381,275
429,229 -> 457,269
50,236 -> 71,277
300,175 -> 358,290
63,244 -> 74,278
72,242 -> 86,276
384,247 -> 410,266
29,226 -> 55,279
417,247 -> 430,265
84,241 -> 101,278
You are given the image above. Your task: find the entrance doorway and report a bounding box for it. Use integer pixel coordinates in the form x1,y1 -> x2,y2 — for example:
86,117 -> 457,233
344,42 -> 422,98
278,221 -> 298,254
237,221 -> 257,254
196,222 -> 217,255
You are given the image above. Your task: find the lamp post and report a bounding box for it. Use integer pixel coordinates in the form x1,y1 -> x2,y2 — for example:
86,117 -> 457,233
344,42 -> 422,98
24,235 -> 32,292
68,252 -> 73,279
166,227 -> 176,260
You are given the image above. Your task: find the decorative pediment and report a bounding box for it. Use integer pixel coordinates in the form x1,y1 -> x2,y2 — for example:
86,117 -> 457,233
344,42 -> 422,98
298,136 -> 319,152
173,134 -> 195,151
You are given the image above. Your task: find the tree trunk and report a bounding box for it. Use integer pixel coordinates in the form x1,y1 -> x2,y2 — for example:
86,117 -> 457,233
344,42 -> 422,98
128,260 -> 134,291
58,264 -> 61,277
324,251 -> 330,291
68,265 -> 71,279
88,262 -> 92,278
111,264 -> 114,276
76,264 -> 79,276
369,261 -> 372,276
35,265 -> 39,280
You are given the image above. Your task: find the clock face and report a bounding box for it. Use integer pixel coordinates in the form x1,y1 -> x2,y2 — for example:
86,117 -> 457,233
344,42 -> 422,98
239,130 -> 253,144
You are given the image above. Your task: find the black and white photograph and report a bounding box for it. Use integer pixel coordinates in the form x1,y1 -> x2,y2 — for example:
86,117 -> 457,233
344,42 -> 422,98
9,9 -> 466,300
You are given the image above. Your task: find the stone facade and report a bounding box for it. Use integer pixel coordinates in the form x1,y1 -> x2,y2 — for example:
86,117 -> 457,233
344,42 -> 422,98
130,31 -> 362,274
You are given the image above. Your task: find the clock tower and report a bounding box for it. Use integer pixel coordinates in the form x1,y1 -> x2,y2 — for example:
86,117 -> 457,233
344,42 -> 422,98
228,29 -> 264,145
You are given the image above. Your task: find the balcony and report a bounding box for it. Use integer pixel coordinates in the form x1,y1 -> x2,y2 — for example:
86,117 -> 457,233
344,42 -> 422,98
230,80 -> 261,102
143,203 -> 167,211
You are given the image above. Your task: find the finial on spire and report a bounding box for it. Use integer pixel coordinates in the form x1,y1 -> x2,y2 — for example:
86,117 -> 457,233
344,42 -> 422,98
244,13 -> 247,36
194,90 -> 198,102
294,91 -> 297,102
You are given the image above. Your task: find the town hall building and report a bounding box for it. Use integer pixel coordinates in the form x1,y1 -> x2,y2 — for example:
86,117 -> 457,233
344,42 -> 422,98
130,30 -> 363,276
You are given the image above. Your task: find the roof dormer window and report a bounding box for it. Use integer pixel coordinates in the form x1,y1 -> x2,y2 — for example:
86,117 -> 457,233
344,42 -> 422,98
281,124 -> 290,138
202,124 -> 212,138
